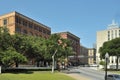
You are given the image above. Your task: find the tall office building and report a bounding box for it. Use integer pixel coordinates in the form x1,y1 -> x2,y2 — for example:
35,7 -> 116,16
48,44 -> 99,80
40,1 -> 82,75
96,20 -> 120,67
0,11 -> 51,38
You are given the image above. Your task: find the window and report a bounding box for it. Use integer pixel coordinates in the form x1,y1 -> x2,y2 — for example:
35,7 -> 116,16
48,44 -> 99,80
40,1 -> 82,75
23,20 -> 27,27
15,27 -> 21,33
112,60 -> 113,63
47,31 -> 51,35
15,16 -> 22,24
3,19 -> 7,25
34,25 -> 39,30
43,29 -> 46,34
39,27 -> 42,32
22,29 -> 27,34
19,18 -> 22,24
28,23 -> 33,28
15,16 -> 19,23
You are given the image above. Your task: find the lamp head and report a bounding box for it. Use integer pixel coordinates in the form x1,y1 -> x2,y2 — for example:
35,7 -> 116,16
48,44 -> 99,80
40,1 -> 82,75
105,52 -> 109,58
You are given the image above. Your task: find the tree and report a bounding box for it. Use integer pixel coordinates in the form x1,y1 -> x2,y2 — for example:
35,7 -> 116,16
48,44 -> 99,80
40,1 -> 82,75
11,34 -> 43,67
99,38 -> 120,70
45,34 -> 73,73
10,49 -> 27,67
0,27 -> 13,51
0,27 -> 27,68
0,27 -> 73,69
0,48 -> 27,68
26,36 -> 44,67
12,34 -> 30,55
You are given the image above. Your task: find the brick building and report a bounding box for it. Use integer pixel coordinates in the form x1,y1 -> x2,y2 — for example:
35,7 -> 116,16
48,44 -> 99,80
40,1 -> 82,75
58,32 -> 80,65
0,11 -> 51,67
0,11 -> 51,38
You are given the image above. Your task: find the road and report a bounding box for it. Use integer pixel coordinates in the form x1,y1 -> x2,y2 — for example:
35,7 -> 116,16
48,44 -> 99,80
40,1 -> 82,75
68,67 -> 110,80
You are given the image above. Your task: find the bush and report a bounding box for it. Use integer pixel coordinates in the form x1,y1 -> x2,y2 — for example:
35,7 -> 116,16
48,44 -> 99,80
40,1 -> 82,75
99,61 -> 105,66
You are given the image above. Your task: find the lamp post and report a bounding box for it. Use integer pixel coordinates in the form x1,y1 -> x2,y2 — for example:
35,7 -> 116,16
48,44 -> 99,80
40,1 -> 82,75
105,52 -> 109,80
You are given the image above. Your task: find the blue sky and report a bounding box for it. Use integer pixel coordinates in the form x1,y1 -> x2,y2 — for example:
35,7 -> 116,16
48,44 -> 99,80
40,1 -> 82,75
0,0 -> 120,48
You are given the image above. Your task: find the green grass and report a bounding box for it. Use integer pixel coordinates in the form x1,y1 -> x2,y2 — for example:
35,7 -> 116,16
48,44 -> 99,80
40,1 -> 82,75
109,71 -> 120,74
0,71 -> 75,80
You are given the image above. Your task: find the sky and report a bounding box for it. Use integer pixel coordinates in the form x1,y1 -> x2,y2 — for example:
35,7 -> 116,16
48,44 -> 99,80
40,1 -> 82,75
0,0 -> 120,48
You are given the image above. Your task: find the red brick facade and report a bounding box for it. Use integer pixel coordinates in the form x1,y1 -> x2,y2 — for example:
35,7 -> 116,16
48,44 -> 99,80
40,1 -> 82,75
58,32 -> 80,65
0,11 -> 51,38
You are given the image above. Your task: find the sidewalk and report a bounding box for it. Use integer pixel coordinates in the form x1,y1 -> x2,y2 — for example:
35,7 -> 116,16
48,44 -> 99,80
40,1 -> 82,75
64,73 -> 91,80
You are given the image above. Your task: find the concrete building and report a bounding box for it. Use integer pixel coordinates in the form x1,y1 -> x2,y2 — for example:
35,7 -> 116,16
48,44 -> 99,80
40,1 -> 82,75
58,32 -> 80,65
96,20 -> 120,68
0,11 -> 51,38
88,48 -> 96,65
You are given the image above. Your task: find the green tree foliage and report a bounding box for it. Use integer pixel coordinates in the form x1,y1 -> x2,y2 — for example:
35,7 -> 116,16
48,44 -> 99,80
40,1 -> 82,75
0,27 -> 74,68
99,38 -> 120,70
45,34 -> 73,64
0,27 -> 27,68
25,36 -> 44,67
0,27 -> 13,50
99,61 -> 105,66
44,34 -> 73,61
12,34 -> 26,54
12,34 -> 44,67
0,48 -> 27,67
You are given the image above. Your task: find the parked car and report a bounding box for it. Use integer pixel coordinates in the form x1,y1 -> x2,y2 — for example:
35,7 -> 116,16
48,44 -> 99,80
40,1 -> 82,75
107,74 -> 120,80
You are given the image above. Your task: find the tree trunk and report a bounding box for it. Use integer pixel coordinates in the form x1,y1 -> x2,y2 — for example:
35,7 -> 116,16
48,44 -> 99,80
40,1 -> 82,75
37,61 -> 40,67
15,62 -> 18,67
51,49 -> 57,73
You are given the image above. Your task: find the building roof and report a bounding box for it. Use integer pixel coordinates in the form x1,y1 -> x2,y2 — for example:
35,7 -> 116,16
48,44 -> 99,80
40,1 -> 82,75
57,31 -> 80,40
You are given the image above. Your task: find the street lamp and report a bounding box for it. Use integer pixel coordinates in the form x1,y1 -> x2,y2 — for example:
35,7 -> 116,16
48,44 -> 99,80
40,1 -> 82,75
105,52 -> 109,80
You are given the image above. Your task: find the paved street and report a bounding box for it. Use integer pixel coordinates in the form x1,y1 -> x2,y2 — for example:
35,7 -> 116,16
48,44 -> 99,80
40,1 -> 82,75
76,67 -> 105,80
65,67 -> 111,80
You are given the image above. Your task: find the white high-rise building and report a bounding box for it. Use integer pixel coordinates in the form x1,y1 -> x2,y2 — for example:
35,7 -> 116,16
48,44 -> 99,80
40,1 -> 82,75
96,20 -> 120,68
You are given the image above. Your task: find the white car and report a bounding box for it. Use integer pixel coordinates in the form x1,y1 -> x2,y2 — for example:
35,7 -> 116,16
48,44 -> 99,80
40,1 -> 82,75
107,74 -> 120,80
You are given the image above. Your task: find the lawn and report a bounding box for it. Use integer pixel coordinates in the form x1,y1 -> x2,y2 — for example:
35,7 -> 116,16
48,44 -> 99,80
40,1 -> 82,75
109,71 -> 120,74
0,71 -> 75,80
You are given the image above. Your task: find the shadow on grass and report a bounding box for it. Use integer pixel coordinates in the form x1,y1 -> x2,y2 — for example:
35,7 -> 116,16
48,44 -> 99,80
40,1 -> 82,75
2,68 -> 34,74
10,71 -> 33,74
2,68 -> 53,74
